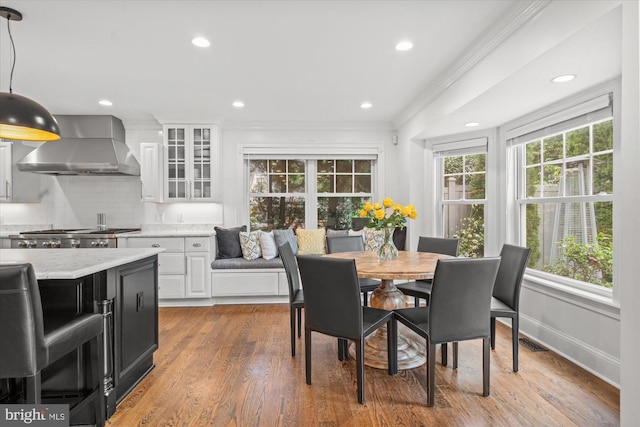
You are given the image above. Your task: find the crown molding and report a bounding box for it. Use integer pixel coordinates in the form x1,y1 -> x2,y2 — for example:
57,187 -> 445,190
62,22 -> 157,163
392,0 -> 552,129
222,120 -> 395,132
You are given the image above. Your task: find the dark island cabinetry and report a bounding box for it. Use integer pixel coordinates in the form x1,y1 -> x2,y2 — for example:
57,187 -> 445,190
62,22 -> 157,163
12,255 -> 159,421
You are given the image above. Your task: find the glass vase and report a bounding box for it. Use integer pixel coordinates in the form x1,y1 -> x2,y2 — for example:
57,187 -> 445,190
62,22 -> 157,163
377,226 -> 398,261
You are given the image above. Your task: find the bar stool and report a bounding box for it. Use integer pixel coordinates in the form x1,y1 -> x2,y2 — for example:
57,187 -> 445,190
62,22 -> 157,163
0,263 -> 105,426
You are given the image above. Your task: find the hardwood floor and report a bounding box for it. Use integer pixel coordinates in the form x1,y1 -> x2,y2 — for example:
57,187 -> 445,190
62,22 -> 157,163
107,305 -> 619,426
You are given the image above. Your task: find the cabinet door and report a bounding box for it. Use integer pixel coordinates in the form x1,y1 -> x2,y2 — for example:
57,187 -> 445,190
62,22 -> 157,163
0,142 -> 12,200
158,275 -> 185,299
186,253 -> 211,298
162,124 -> 220,202
164,126 -> 188,200
139,143 -> 163,202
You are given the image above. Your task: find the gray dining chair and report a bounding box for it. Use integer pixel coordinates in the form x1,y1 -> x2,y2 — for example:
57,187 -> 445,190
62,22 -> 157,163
326,235 -> 380,306
490,244 -> 531,372
278,241 -> 305,357
297,255 -> 397,404
393,257 -> 501,406
395,237 -> 459,308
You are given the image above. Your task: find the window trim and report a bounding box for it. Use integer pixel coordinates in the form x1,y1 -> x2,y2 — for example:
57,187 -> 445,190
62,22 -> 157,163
503,83 -> 618,298
244,148 -> 379,230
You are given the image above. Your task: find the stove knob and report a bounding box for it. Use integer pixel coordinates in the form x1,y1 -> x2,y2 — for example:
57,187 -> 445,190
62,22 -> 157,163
28,240 -> 37,248
52,240 -> 61,248
18,240 -> 29,248
70,239 -> 80,248
98,241 -> 109,248
91,241 -> 98,247
43,241 -> 51,248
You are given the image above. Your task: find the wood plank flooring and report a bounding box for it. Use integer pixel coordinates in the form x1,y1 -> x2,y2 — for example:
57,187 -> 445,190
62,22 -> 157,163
107,305 -> 619,426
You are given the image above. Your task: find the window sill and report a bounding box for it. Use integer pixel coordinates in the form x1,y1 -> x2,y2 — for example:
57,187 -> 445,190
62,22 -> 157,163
522,272 -> 620,319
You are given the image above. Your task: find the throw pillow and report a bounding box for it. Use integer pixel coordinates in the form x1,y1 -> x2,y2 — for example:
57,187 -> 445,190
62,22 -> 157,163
214,225 -> 247,259
363,228 -> 385,252
259,231 -> 278,260
296,228 -> 326,255
239,231 -> 262,260
273,229 -> 298,254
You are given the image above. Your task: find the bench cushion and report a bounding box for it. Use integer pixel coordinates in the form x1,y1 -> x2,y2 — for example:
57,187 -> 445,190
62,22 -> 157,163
211,257 -> 284,270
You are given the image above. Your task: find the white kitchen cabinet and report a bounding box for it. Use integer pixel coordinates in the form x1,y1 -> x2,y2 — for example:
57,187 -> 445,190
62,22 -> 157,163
139,142 -> 163,202
0,141 -> 41,203
163,125 -> 220,202
121,235 -> 213,302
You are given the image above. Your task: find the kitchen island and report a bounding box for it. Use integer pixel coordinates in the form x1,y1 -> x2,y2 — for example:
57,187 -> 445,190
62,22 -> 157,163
0,248 -> 164,421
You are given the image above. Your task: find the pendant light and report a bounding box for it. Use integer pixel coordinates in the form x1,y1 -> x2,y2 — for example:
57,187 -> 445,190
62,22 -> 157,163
0,7 -> 60,141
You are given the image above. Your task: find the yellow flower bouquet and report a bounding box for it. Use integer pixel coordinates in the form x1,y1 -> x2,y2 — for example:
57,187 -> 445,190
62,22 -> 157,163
359,197 -> 418,230
359,198 -> 418,260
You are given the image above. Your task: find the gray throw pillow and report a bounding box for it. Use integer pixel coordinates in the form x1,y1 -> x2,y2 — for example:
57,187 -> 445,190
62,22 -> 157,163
215,225 -> 247,259
273,229 -> 298,255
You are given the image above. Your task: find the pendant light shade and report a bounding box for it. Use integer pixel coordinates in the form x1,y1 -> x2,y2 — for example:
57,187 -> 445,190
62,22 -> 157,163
0,92 -> 60,141
0,6 -> 60,141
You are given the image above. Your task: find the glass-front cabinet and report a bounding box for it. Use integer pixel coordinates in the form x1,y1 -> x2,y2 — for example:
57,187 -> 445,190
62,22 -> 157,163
163,124 -> 220,202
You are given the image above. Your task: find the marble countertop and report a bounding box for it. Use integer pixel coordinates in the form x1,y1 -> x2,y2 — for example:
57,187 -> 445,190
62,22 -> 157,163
124,230 -> 215,237
0,248 -> 165,279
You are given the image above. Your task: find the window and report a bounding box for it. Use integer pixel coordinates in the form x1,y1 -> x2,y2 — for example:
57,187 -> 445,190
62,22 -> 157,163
435,139 -> 487,257
248,157 -> 374,231
512,95 -> 614,288
317,160 -> 372,229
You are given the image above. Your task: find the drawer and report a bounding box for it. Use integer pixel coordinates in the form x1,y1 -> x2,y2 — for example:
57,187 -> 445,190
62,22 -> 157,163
186,237 -> 210,252
158,275 -> 185,299
158,253 -> 185,275
125,237 -> 185,252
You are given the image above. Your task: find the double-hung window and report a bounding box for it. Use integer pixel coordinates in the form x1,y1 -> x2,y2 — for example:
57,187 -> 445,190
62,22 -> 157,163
509,93 -> 614,289
247,152 -> 376,231
434,138 -> 487,257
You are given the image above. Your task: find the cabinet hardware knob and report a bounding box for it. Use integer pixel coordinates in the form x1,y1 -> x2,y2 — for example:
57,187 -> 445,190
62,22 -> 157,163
152,243 -> 160,248
193,243 -> 201,247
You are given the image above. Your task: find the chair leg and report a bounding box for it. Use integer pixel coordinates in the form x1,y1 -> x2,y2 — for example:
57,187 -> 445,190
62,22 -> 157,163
512,316 -> 519,372
441,343 -> 448,366
490,317 -> 496,349
297,307 -> 302,338
452,342 -> 458,369
338,338 -> 350,361
93,333 -> 106,427
356,338 -> 365,404
483,336 -> 490,397
414,297 -> 419,307
24,374 -> 42,404
305,328 -> 312,385
427,341 -> 436,407
290,307 -> 296,356
387,319 -> 398,375
362,291 -> 369,306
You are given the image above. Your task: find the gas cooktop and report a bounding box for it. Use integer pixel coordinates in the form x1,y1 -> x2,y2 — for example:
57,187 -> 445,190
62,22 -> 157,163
17,228 -> 141,236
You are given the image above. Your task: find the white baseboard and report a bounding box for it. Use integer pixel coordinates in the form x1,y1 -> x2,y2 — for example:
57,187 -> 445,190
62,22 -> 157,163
515,315 -> 620,388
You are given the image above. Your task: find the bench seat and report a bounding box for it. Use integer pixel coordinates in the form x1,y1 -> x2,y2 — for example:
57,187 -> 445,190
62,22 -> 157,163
211,257 -> 284,269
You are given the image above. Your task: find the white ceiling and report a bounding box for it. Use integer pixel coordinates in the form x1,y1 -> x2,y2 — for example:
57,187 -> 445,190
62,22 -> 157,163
0,1 -> 622,138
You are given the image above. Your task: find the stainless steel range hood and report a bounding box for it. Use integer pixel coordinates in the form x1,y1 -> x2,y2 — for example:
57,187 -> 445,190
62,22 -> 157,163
17,115 -> 140,176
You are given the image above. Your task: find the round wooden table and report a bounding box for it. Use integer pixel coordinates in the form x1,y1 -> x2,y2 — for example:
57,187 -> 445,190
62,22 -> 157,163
324,250 -> 452,370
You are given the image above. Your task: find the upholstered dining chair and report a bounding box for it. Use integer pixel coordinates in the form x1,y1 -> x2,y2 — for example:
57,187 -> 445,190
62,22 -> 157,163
0,263 -> 105,426
393,257 -> 501,407
278,241 -> 305,357
296,255 -> 397,404
326,235 -> 380,306
490,244 -> 531,372
395,236 -> 459,308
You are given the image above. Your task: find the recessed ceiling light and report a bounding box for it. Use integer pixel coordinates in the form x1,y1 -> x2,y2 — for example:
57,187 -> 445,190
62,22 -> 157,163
98,99 -> 112,106
232,101 -> 245,108
360,102 -> 372,109
465,122 -> 480,127
395,41 -> 413,51
551,74 -> 576,83
192,37 -> 210,48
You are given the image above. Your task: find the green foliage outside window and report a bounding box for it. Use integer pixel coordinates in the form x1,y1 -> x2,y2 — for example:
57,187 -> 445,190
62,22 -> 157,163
543,233 -> 613,288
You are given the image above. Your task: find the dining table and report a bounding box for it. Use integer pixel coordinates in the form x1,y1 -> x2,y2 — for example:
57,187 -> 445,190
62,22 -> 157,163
324,250 -> 453,370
